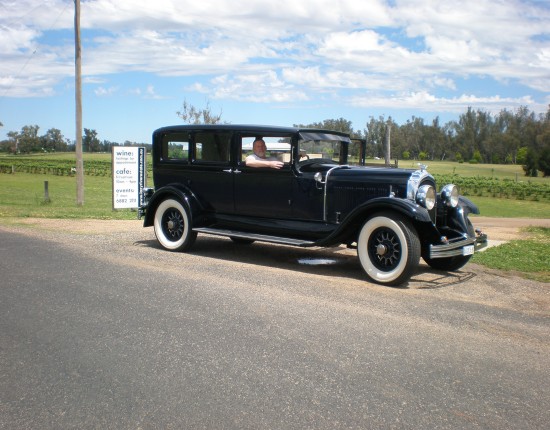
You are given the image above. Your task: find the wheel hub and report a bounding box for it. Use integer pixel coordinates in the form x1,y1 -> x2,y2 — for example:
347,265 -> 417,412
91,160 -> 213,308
376,244 -> 387,256
369,229 -> 401,270
164,211 -> 184,239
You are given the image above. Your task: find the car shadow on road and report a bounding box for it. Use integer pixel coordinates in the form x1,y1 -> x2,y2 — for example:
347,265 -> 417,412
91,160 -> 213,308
135,235 -> 478,289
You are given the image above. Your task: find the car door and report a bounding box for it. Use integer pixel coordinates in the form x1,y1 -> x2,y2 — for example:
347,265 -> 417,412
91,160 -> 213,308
183,130 -> 234,214
233,135 -> 293,218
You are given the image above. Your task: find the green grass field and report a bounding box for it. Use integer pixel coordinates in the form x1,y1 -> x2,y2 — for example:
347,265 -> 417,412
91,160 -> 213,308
0,173 -> 137,219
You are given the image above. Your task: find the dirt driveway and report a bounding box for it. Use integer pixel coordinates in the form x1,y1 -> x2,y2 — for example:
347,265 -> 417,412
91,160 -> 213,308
1,215 -> 548,316
4,216 -> 549,242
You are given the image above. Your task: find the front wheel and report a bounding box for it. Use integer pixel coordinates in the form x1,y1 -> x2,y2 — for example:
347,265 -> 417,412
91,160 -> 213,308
153,198 -> 197,251
357,213 -> 420,286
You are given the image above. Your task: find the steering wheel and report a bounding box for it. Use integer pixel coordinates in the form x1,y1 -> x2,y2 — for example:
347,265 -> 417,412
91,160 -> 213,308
297,158 -> 337,171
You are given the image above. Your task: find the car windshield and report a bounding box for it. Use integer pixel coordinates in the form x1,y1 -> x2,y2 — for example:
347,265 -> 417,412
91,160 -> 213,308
298,140 -> 347,164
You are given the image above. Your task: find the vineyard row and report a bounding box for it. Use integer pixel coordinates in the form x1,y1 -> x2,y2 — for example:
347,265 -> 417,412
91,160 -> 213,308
1,160 -> 549,201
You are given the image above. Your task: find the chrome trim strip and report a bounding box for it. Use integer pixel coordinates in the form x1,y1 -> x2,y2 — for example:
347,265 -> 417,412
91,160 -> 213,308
322,165 -> 349,222
193,227 -> 315,246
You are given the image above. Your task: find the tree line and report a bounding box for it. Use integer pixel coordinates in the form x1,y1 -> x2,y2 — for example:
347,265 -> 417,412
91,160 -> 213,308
2,104 -> 550,176
0,126 -> 150,154
297,105 -> 550,177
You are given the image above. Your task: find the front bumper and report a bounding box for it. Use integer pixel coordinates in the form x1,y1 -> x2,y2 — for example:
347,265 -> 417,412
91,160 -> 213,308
429,231 -> 488,259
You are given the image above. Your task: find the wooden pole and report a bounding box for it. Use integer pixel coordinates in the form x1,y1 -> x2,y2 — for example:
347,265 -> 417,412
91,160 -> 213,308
44,181 -> 50,203
384,120 -> 391,167
75,0 -> 84,205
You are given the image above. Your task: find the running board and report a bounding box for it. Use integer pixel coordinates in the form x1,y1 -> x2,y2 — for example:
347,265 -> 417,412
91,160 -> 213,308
192,227 -> 315,247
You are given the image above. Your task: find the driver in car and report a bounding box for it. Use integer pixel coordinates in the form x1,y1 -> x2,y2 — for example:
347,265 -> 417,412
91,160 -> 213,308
245,138 -> 284,169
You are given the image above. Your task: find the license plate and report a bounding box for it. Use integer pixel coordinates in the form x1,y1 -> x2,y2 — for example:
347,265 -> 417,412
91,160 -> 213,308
463,245 -> 475,256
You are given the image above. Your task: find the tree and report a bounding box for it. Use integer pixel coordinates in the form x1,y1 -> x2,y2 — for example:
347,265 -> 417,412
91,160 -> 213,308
177,99 -> 223,124
18,125 -> 41,153
538,145 -> 550,177
41,128 -> 67,152
83,128 -> 101,152
5,131 -> 19,153
295,118 -> 362,138
365,116 -> 388,158
522,148 -> 538,177
451,107 -> 493,163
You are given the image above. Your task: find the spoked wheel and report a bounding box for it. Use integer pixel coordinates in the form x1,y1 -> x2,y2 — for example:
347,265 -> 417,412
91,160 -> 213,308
357,213 -> 420,286
153,198 -> 197,251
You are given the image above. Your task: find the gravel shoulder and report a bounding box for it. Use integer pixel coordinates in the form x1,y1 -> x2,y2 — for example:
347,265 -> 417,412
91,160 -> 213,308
2,215 -> 549,241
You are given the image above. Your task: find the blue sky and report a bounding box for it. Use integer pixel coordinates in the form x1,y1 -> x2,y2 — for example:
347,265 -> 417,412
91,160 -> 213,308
1,0 -> 549,144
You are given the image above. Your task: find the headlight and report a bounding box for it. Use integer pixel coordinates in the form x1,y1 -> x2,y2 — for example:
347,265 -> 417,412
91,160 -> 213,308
416,185 -> 436,210
441,184 -> 459,207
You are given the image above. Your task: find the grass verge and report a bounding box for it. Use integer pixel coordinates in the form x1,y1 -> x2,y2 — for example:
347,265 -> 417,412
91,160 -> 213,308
472,227 -> 550,283
0,173 -> 137,219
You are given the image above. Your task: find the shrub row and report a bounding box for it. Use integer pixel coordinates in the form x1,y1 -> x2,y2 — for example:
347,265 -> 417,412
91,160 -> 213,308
0,159 -> 153,178
1,158 -> 548,201
434,174 -> 550,201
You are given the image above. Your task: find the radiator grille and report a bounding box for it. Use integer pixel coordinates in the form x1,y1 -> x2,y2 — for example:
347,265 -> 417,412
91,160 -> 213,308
331,186 -> 388,211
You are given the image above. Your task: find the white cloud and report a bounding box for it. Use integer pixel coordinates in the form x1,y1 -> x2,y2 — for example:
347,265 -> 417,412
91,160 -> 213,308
94,86 -> 119,96
350,90 -> 539,115
0,0 -> 548,121
205,72 -> 309,103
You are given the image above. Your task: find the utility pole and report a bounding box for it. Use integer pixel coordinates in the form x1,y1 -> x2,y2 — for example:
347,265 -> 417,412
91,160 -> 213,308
384,119 -> 391,167
74,0 -> 84,205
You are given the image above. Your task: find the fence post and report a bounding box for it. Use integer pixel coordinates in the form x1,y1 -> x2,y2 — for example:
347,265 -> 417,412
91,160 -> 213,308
44,181 -> 51,203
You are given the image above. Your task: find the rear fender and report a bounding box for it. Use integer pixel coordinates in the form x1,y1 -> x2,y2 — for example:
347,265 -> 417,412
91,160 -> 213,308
142,184 -> 203,227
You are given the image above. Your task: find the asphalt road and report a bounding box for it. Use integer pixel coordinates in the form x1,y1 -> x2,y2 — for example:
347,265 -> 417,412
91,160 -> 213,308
1,223 -> 549,429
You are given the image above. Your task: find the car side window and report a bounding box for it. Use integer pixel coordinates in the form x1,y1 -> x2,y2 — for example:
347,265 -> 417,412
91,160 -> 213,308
194,132 -> 231,164
240,135 -> 292,165
161,133 -> 190,162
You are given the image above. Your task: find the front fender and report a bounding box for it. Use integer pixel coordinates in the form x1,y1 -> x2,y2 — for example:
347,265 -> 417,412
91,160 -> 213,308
436,196 -> 479,240
142,184 -> 203,227
315,197 -> 435,246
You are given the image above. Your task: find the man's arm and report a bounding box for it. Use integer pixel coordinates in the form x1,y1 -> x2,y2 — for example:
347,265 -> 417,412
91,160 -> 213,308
245,156 -> 284,169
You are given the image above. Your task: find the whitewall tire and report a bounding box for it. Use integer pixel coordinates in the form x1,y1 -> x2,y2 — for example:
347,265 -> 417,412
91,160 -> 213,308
153,198 -> 197,251
357,213 -> 420,286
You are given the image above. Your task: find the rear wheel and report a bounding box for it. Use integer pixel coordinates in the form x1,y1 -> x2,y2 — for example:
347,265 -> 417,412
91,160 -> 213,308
153,198 -> 197,251
357,213 -> 420,286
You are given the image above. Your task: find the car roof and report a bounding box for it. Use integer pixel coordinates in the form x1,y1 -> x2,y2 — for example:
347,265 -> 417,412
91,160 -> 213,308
153,124 -> 350,138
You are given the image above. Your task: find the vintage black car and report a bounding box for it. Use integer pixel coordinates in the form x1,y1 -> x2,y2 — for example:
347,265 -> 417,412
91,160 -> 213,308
140,124 -> 487,286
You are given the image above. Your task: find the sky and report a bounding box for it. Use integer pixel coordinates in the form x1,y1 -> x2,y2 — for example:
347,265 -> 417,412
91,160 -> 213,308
1,0 -> 549,144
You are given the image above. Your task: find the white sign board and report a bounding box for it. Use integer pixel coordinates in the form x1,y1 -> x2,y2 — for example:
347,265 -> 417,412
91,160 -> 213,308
112,147 -> 146,209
